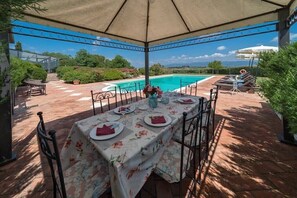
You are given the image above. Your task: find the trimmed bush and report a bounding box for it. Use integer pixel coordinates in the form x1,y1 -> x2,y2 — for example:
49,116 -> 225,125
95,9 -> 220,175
62,69 -> 102,84
56,66 -> 75,78
101,69 -> 124,81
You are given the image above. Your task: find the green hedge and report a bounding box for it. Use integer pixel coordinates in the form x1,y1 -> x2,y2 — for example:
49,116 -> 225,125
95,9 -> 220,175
101,69 -> 124,81
170,66 -> 264,76
56,66 -> 75,78
63,70 -> 102,84
56,66 -> 127,84
10,57 -> 47,88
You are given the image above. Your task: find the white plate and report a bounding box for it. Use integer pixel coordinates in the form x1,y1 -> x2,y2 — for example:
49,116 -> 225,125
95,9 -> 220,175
114,105 -> 135,114
177,97 -> 196,104
144,114 -> 172,127
89,122 -> 124,140
106,114 -> 121,122
138,105 -> 148,110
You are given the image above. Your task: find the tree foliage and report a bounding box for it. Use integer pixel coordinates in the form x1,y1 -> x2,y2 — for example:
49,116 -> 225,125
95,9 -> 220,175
207,60 -> 224,70
110,55 -> 131,68
150,63 -> 165,76
0,0 -> 46,32
259,42 -> 297,134
15,41 -> 22,51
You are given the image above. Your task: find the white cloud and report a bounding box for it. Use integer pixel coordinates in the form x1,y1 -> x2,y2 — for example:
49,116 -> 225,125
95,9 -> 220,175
92,36 -> 111,45
161,51 -> 235,64
217,46 -> 226,51
228,50 -> 236,55
67,48 -> 75,51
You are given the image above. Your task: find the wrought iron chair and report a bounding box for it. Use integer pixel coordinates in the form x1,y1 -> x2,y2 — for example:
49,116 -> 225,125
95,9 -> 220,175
136,82 -> 146,100
91,87 -> 117,115
209,86 -> 219,139
180,80 -> 198,96
36,112 -> 110,198
119,84 -> 137,105
154,98 -> 204,197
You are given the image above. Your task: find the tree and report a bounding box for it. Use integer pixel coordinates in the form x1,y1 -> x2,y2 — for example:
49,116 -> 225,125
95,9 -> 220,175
0,1 -> 46,33
110,55 -> 131,68
150,63 -> 164,76
208,60 -> 224,73
75,49 -> 90,66
88,54 -> 106,67
15,41 -> 22,51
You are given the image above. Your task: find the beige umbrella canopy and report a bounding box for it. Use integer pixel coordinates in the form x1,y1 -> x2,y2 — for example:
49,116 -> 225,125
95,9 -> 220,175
23,0 -> 296,46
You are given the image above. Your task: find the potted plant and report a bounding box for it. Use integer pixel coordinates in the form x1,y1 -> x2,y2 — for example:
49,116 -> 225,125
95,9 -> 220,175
73,79 -> 80,85
258,43 -> 297,145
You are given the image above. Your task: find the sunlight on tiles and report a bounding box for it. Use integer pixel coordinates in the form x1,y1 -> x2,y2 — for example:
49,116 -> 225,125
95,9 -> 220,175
59,88 -> 67,90
69,93 -> 82,96
77,97 -> 91,101
90,102 -> 107,108
64,90 -> 74,93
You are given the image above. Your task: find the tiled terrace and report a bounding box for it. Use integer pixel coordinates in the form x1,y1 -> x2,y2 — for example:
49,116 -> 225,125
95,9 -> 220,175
1,76 -> 297,197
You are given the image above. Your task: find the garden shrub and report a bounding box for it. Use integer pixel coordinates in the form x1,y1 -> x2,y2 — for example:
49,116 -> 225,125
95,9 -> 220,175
10,57 -> 47,88
56,66 -> 75,78
101,69 -> 124,81
259,42 -> 297,134
62,69 -> 102,84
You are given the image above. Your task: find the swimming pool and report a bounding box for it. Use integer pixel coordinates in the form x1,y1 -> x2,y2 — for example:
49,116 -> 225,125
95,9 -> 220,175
106,75 -> 212,91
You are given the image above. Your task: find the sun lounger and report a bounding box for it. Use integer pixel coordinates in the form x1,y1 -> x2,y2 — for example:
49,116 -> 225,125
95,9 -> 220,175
215,78 -> 256,92
217,73 -> 254,84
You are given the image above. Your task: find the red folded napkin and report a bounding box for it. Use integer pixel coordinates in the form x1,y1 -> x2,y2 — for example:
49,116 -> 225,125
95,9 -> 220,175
151,116 -> 166,124
182,99 -> 193,103
118,106 -> 130,112
96,125 -> 115,136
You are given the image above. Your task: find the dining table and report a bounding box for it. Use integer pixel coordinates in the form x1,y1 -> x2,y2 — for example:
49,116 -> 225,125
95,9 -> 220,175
60,92 -> 204,198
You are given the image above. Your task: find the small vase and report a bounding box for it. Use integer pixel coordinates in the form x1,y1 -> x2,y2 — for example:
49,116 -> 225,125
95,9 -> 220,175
148,94 -> 158,108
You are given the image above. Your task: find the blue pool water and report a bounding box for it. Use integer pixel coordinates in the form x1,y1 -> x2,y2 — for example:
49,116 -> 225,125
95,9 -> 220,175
108,75 -> 211,91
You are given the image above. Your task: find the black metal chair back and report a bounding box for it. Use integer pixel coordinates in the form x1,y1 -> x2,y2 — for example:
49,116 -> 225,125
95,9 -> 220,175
91,87 -> 117,115
119,84 -> 137,105
180,80 -> 198,96
36,112 -> 66,198
136,82 -> 146,100
209,86 -> 219,137
179,97 -> 204,197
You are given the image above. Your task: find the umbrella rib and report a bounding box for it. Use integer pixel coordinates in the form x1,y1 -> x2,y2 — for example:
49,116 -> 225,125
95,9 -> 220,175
145,0 -> 150,42
171,0 -> 190,32
261,0 -> 285,8
105,0 -> 128,33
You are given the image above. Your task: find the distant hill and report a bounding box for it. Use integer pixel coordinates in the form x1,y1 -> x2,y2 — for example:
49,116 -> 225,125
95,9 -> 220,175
165,60 -> 258,68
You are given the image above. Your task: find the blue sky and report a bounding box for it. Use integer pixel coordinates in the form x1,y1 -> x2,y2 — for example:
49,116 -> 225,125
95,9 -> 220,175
11,20 -> 297,68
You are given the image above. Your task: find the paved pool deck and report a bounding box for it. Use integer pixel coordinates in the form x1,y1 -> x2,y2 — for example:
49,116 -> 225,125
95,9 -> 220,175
1,75 -> 297,197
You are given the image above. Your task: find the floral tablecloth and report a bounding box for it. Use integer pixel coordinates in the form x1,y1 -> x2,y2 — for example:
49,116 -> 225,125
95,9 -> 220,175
60,93 -> 202,198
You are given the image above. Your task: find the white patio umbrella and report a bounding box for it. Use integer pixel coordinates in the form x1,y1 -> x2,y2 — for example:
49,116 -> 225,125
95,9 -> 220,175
236,45 -> 278,66
236,45 -> 278,58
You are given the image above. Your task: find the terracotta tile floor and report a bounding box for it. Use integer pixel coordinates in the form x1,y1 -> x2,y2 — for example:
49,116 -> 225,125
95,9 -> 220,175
1,76 -> 297,198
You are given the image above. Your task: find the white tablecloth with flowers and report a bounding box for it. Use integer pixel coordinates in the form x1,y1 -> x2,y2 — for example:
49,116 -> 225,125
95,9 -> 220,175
60,93 -> 202,198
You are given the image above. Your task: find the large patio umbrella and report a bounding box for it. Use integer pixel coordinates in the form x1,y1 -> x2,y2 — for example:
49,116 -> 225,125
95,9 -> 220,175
21,0 -> 295,85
